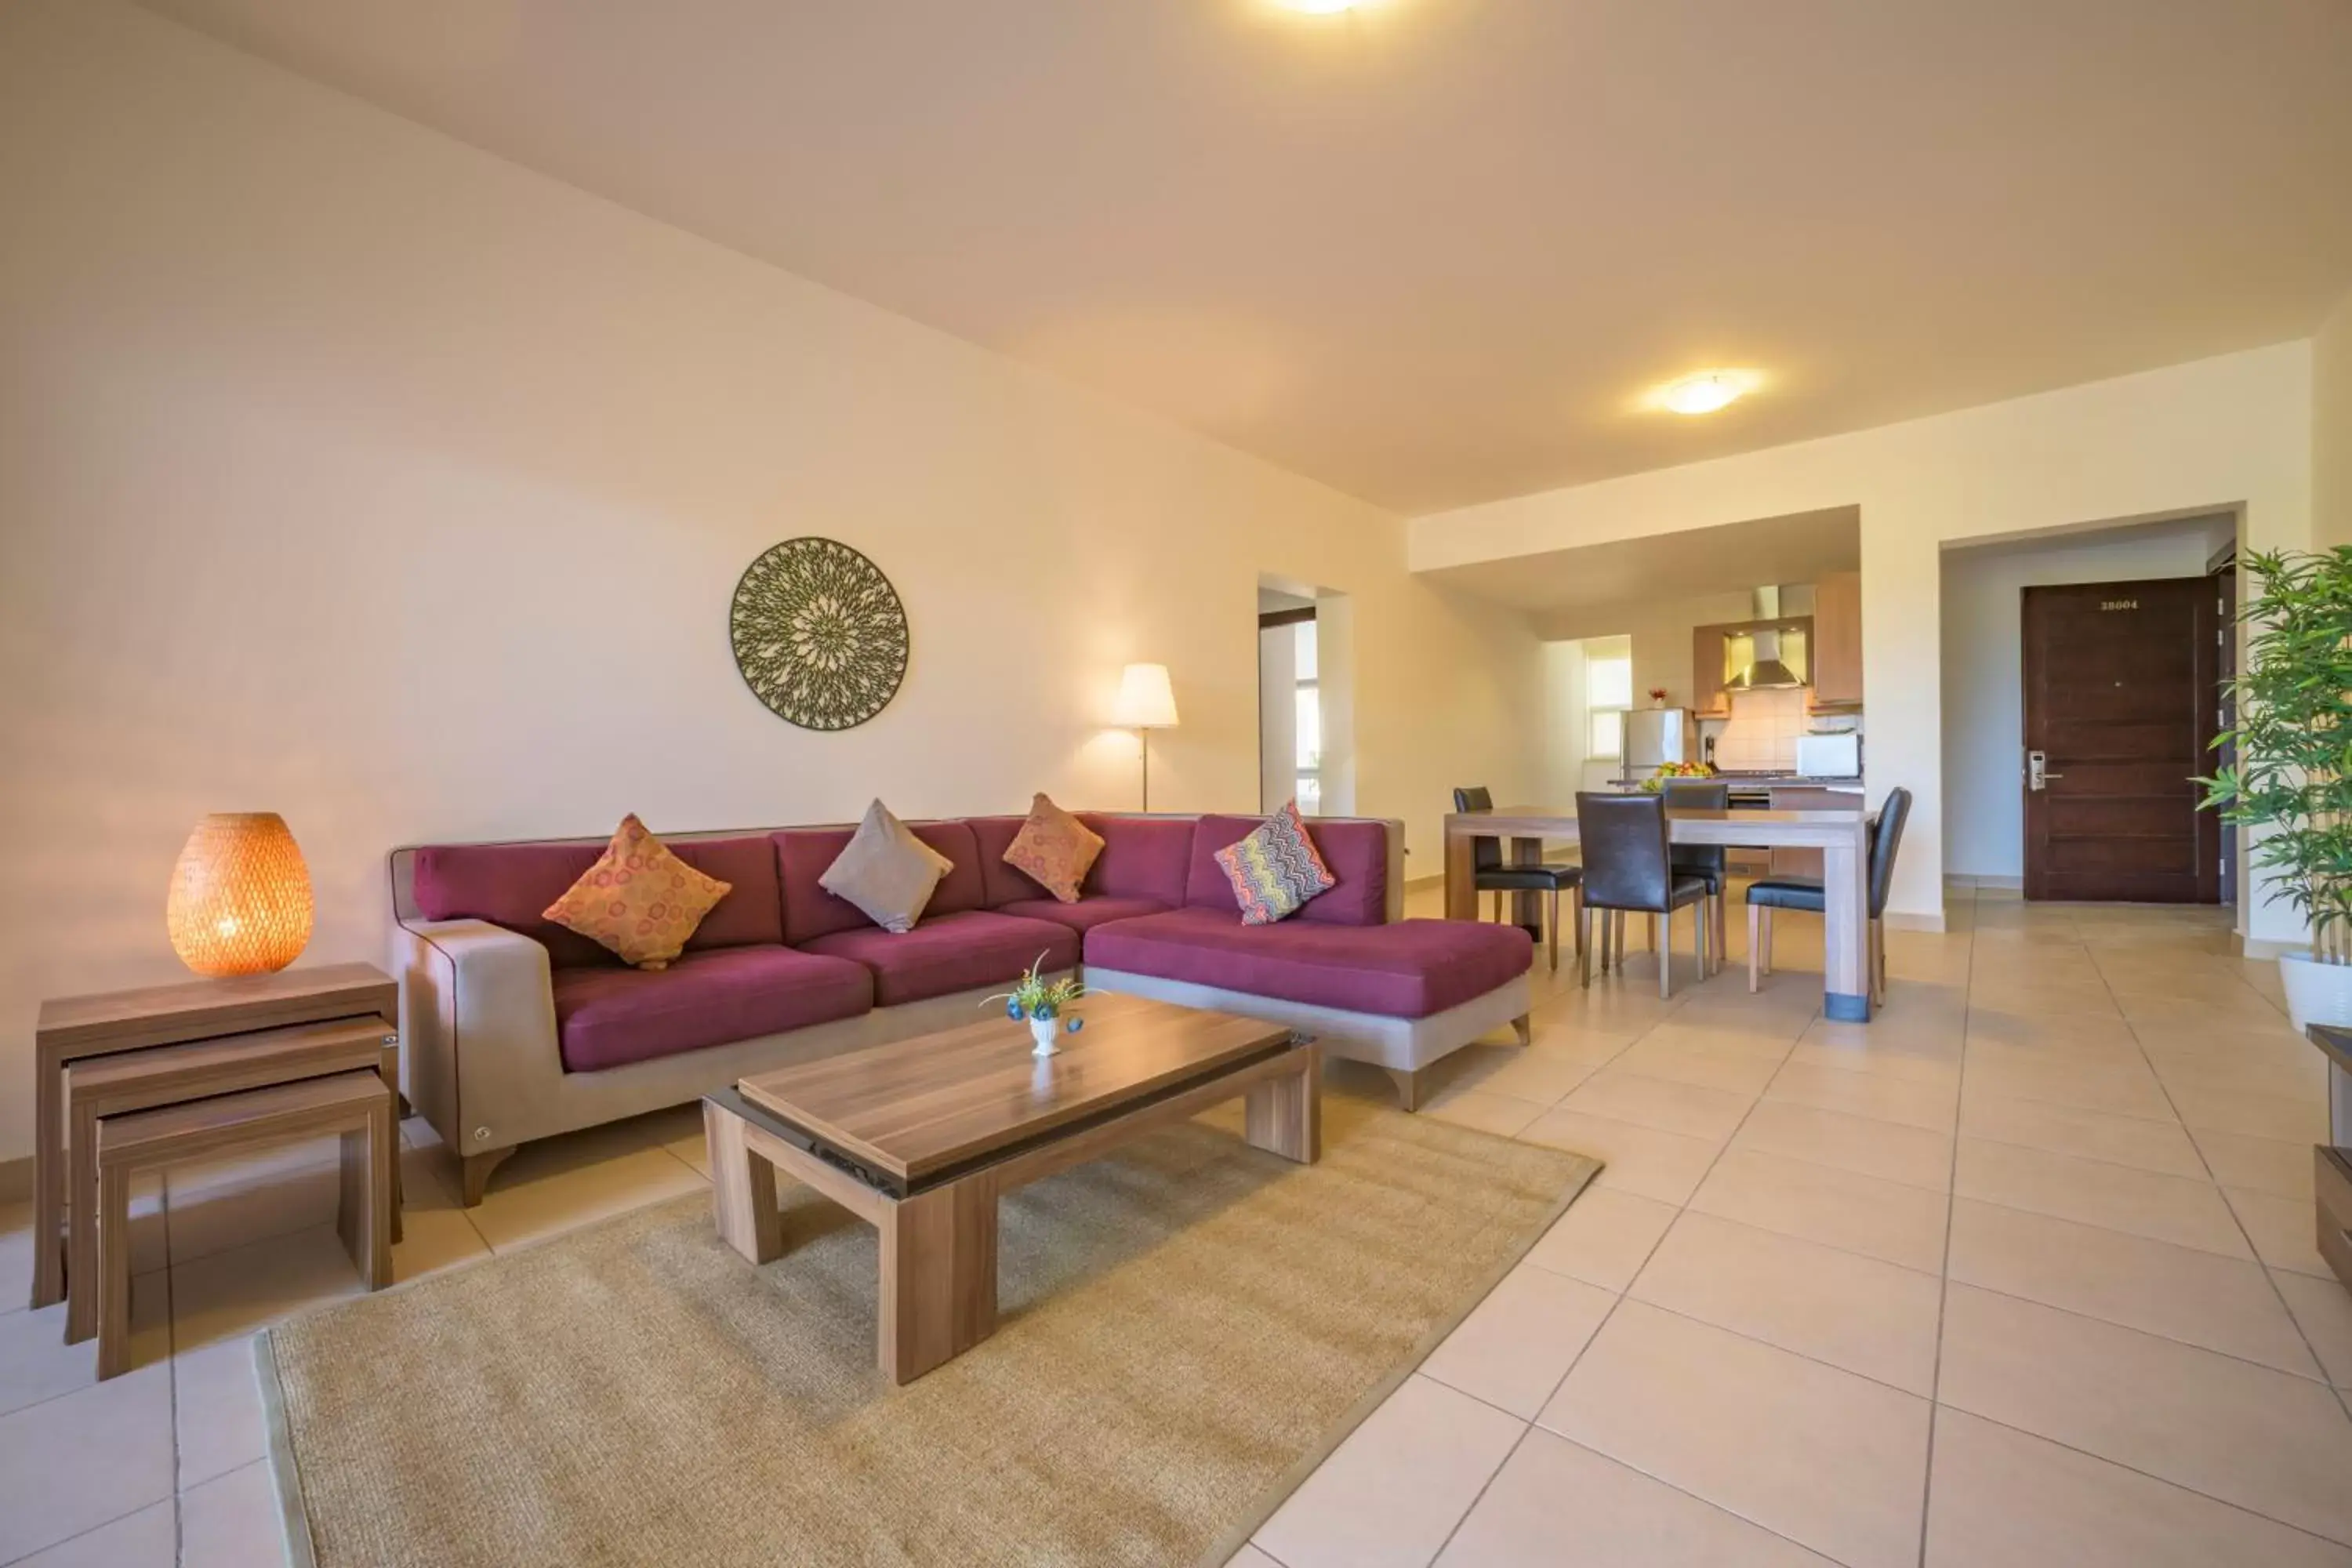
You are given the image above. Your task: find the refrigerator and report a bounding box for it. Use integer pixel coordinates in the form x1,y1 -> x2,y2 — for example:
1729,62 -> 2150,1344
1621,707 -> 1691,784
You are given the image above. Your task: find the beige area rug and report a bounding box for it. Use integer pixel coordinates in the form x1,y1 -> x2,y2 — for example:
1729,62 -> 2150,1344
261,1095 -> 1598,1568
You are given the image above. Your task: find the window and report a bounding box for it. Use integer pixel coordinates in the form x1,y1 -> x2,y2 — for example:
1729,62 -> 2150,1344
1293,621 -> 1322,812
1587,643 -> 1632,760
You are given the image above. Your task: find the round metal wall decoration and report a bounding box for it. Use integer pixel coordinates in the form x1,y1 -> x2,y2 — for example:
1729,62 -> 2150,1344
730,537 -> 909,731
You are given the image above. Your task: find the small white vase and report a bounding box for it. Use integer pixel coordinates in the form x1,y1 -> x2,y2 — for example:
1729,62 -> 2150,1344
2278,949 -> 2352,1035
1029,1015 -> 1062,1058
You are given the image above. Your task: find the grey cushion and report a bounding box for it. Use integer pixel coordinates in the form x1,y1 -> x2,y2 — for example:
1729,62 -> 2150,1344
818,800 -> 955,934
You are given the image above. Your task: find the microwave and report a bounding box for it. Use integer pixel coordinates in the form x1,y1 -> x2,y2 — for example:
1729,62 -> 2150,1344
1793,732 -> 1861,779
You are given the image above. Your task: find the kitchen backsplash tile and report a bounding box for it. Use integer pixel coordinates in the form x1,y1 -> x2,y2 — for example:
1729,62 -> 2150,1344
1715,688 -> 1806,771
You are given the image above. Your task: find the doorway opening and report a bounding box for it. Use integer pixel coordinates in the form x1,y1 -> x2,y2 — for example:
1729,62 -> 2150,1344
1938,511 -> 2236,904
1258,579 -> 1353,816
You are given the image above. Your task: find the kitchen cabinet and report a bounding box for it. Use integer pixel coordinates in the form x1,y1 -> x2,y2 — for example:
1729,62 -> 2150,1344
1692,625 -> 1731,717
1768,786 -> 1864,878
1809,571 -> 1862,710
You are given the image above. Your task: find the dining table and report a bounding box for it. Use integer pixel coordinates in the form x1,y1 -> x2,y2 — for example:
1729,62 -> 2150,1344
1442,803 -> 1877,1022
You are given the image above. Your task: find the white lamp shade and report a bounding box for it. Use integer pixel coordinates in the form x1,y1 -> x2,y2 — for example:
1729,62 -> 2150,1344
1112,662 -> 1179,728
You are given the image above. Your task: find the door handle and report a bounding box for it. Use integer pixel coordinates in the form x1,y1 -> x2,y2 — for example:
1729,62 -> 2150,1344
2027,751 -> 2065,792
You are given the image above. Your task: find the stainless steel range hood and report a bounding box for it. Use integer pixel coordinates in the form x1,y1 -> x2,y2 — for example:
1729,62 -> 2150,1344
1723,585 -> 1814,691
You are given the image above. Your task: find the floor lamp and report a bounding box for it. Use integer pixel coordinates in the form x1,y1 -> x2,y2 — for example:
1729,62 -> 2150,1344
1113,662 -> 1179,811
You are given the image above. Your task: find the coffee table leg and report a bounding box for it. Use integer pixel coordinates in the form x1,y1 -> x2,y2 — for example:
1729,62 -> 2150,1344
879,1178 -> 997,1385
705,1102 -> 783,1265
1245,1047 -> 1321,1163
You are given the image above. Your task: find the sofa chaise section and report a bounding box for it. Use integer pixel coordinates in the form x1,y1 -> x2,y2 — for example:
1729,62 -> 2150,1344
1083,910 -> 1533,1109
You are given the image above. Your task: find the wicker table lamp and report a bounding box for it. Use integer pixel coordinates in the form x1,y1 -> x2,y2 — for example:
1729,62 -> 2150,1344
166,812 -> 314,977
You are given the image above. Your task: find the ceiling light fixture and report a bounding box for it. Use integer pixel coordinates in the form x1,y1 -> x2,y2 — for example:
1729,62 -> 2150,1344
1654,369 -> 1761,416
1274,0 -> 1362,12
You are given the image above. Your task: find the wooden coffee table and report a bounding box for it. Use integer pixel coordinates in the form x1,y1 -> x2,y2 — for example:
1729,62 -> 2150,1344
702,993 -> 1319,1384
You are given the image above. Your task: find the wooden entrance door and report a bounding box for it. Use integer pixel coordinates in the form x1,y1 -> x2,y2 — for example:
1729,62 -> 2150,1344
2022,577 -> 2220,902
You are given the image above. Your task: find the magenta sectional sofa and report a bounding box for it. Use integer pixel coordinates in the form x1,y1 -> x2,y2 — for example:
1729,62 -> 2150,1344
389,811 -> 1532,1203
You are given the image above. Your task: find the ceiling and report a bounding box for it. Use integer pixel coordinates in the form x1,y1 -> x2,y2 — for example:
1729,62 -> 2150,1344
136,0 -> 2352,515
1422,506 -> 1859,612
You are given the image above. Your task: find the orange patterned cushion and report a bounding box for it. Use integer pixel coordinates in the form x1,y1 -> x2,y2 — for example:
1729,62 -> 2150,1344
543,815 -> 731,970
1003,793 -> 1104,904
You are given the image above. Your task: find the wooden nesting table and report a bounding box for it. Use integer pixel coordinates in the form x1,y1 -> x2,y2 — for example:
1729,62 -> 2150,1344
29,963 -> 401,1315
702,993 -> 1319,1385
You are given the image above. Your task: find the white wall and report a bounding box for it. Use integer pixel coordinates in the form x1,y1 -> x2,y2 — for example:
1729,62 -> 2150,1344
0,1 -> 1541,1160
1412,344 -> 2314,936
2319,288 -> 2352,550
1940,522 -> 2226,880
1539,642 -> 1589,803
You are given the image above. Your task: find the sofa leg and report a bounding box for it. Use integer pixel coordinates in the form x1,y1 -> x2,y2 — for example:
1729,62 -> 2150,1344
1511,1014 -> 1533,1047
1385,1067 -> 1421,1112
459,1146 -> 515,1208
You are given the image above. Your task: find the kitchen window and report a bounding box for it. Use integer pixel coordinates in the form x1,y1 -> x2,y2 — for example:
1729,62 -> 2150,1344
1587,645 -> 1632,760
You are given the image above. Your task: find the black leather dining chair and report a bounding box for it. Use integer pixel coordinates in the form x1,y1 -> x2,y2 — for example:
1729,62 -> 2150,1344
1664,779 -> 1731,976
1454,786 -> 1583,971
1573,792 -> 1712,998
1747,786 -> 1912,1004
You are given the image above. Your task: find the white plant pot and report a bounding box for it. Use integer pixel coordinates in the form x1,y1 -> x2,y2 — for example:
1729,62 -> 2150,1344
2278,949 -> 2352,1036
1029,1015 -> 1062,1058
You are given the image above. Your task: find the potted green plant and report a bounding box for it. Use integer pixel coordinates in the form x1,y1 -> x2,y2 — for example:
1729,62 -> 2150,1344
2199,545 -> 2352,1030
985,952 -> 1087,1058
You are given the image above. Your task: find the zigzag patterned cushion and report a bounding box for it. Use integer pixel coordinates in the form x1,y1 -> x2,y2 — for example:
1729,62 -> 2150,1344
1214,800 -> 1337,926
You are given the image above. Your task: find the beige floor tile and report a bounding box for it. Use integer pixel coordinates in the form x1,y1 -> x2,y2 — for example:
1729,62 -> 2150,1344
0,1361 -> 175,1563
2226,1187 -> 2336,1279
2274,1270 -> 2352,1388
1523,1189 -> 1679,1293
1946,1199 -> 2319,1377
1421,1262 -> 1615,1418
1611,1036 -> 1784,1095
1222,1547 -> 1283,1568
2191,1127 -> 2318,1200
2169,1083 -> 2330,1143
170,1224 -> 367,1352
1924,1406 -> 2352,1568
176,1332 -> 268,1490
1729,1099 -> 1954,1192
182,1458 -> 290,1568
1967,982 -> 2122,1019
9,1499 -> 177,1568
1423,1087 -> 1550,1140
1937,1283 -> 2352,1546
1964,1009 -> 2140,1054
1539,1300 -> 1930,1568
1559,1069 -> 1753,1142
0,1301 -> 99,1420
2147,1049 -> 2327,1103
1953,1138 -> 2250,1259
2116,992 -> 2292,1030
1765,1062 -> 1958,1132
1434,1046 -> 1600,1105
1785,1032 -> 1963,1088
1521,1023 -> 1640,1067
1958,1088 -> 2205,1179
1255,1374 -> 1525,1568
1517,1109 -> 1722,1206
1629,1211 -> 1941,1394
1962,1052 -> 2176,1121
1688,1148 -> 1949,1274
464,1146 -> 706,1253
1435,1427 -> 1838,1567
